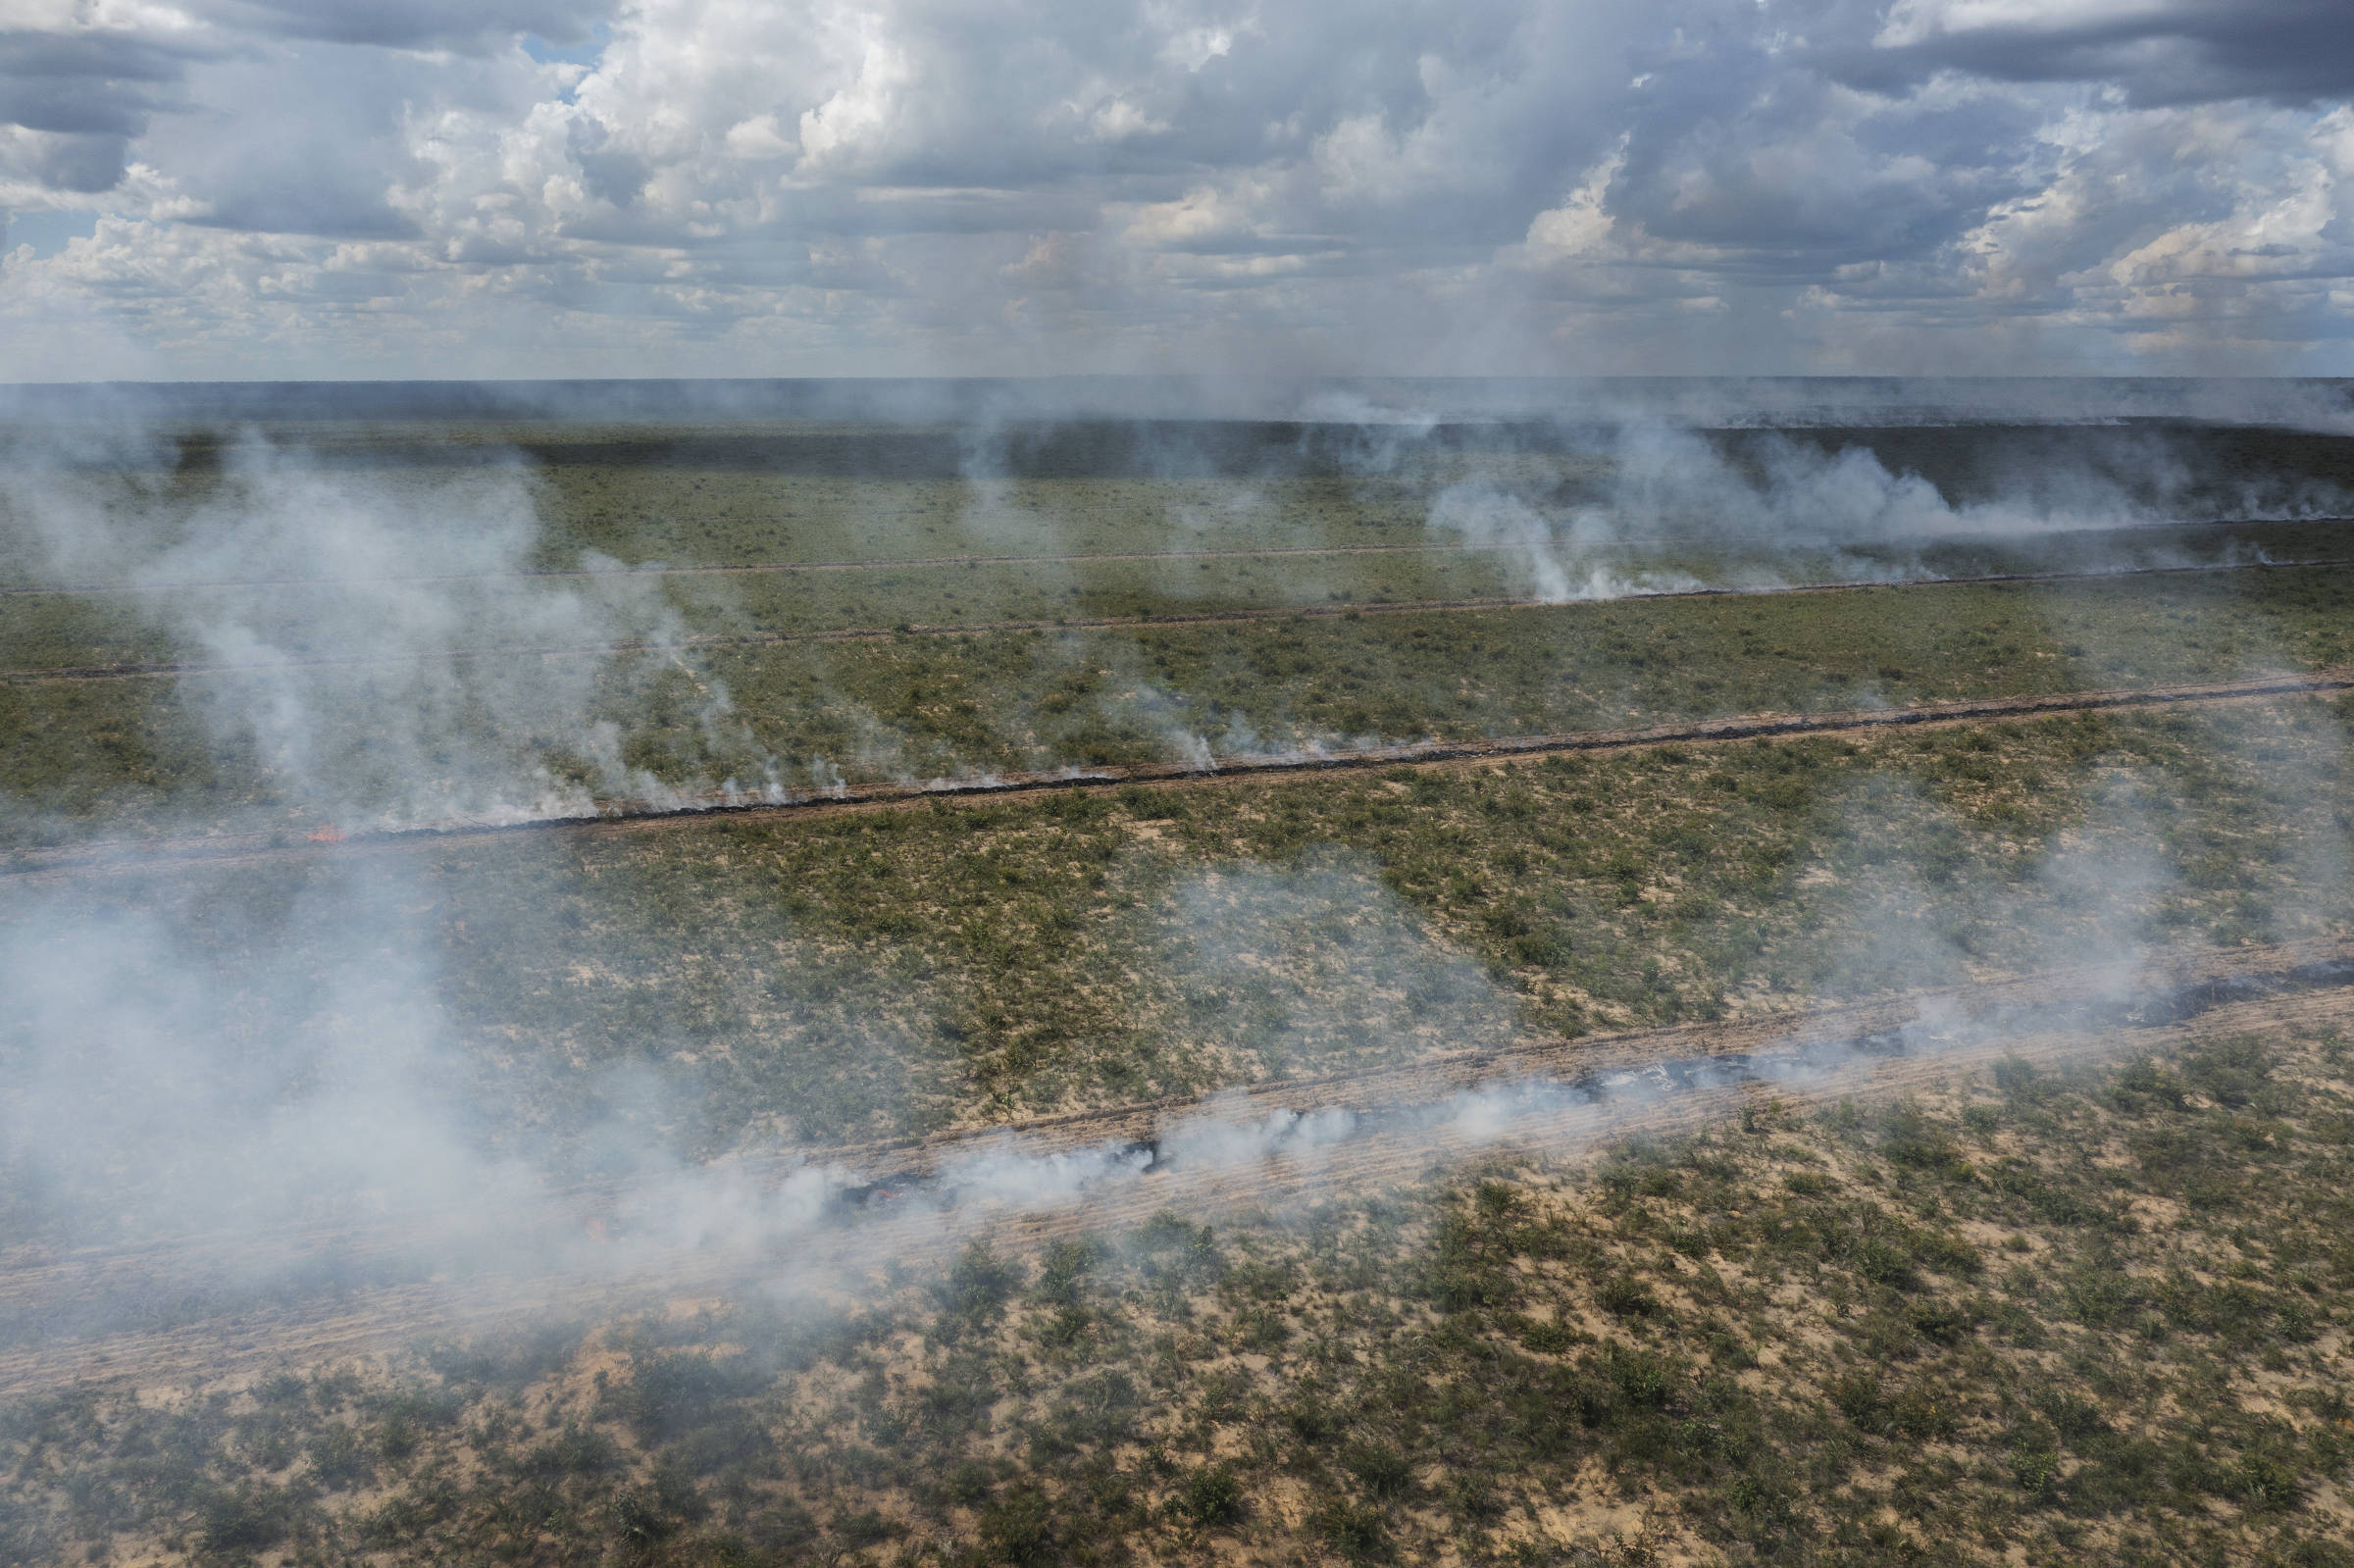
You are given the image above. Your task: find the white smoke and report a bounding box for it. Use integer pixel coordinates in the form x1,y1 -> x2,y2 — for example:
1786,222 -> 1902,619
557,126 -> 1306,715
1428,481 -> 1709,602
5,707 -> 2345,1378
1426,419 -> 2354,604
3,431 -> 799,834
6,386 -> 2353,1391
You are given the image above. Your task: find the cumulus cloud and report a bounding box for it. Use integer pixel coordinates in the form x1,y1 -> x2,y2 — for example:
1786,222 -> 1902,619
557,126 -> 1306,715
0,0 -> 2348,376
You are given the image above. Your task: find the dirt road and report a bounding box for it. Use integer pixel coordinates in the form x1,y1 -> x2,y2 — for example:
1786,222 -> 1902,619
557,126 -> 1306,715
2,938 -> 2344,1400
14,669 -> 2348,879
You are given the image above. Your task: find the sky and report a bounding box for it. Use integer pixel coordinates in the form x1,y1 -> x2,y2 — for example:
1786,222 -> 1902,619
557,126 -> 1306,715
1,0 -> 2350,381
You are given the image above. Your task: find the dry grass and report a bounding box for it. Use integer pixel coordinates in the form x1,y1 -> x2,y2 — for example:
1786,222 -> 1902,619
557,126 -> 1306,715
5,1027 -> 2348,1566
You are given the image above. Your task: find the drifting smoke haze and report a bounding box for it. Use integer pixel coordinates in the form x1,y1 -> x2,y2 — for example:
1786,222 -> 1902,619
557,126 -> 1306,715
0,427 -> 820,835
6,756 -> 2328,1345
5,0 -> 2354,1551
3,379 -> 2345,843
0,379 -> 2348,1419
0,801 -> 2066,1253
1423,417 -> 2354,607
0,390 -> 2347,777
6,377 -> 2354,431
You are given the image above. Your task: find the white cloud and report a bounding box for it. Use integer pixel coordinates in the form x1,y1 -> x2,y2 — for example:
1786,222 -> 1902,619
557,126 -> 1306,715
795,26 -> 915,173
0,0 -> 2348,376
1158,22 -> 1237,73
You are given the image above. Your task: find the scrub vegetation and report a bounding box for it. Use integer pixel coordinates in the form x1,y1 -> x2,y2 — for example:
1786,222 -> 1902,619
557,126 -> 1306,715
8,416 -> 2353,582
8,699 -> 2348,1208
6,417 -> 2352,845
4,1028 -> 2349,1566
5,565 -> 2354,847
6,416 -> 2354,1566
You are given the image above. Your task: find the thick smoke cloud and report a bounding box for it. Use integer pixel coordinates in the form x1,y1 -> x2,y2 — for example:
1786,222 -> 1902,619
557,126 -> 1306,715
0,860 -> 540,1248
10,697 -> 2319,1350
2,429 -> 809,833
1426,415 -> 2354,604
2,387 -> 2349,1371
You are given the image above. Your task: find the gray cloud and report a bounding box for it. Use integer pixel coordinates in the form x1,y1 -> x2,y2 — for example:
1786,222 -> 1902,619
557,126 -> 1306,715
1842,0 -> 2354,108
217,0 -> 616,54
0,27 -> 200,194
0,0 -> 2349,375
0,31 -> 181,137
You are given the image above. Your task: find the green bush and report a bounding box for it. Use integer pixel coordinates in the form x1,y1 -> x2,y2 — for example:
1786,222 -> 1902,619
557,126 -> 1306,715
1180,1463 -> 1245,1527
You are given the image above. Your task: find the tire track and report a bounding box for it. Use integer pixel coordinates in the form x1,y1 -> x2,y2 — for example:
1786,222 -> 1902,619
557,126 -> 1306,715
13,670 -> 2350,878
8,554 -> 2351,684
